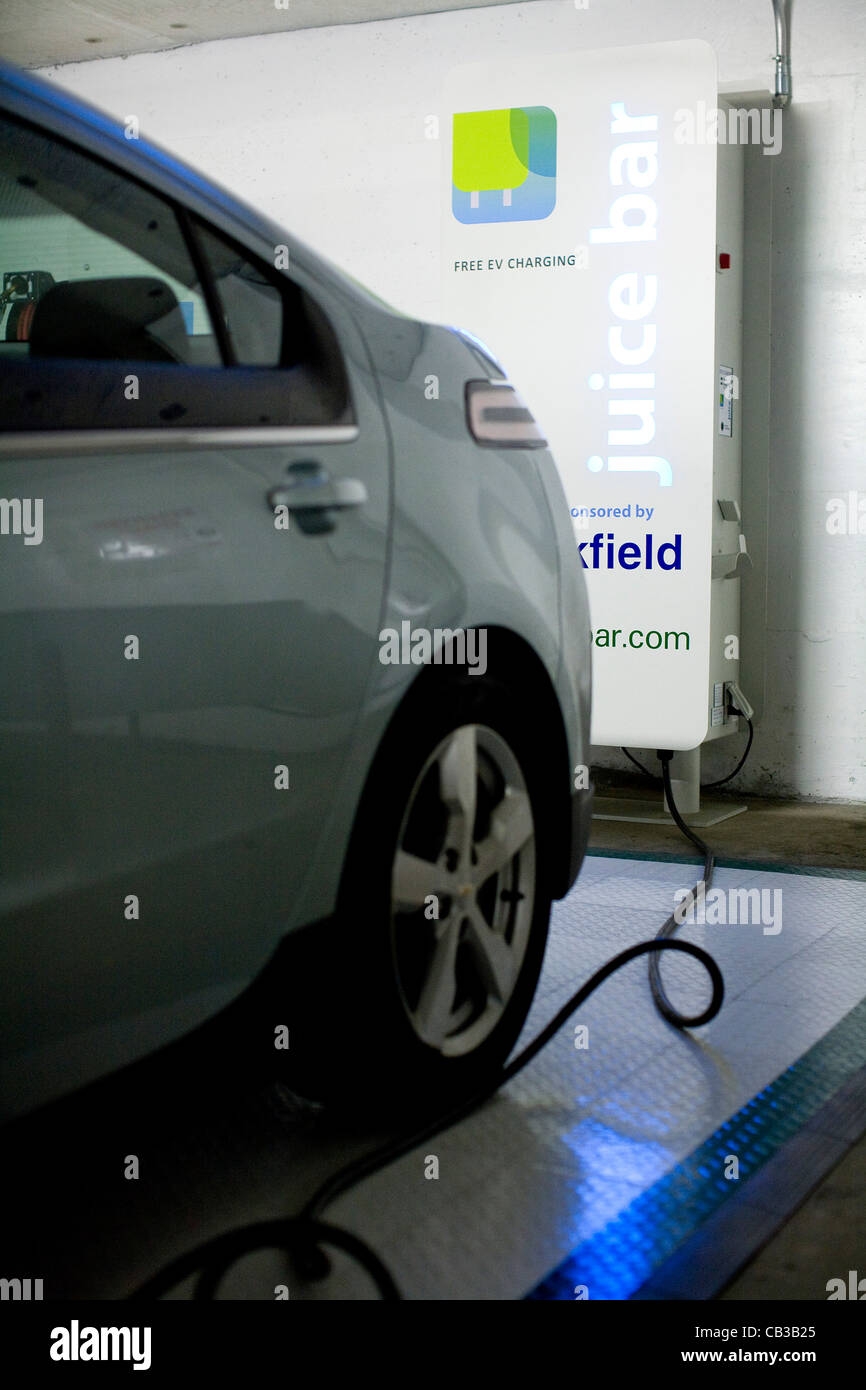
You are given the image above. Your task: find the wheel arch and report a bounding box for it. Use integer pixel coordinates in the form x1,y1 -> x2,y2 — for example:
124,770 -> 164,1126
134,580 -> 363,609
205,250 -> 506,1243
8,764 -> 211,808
337,625 -> 575,907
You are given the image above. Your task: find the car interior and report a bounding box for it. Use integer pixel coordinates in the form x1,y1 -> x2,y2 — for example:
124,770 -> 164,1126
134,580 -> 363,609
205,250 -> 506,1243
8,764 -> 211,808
0,115 -> 351,427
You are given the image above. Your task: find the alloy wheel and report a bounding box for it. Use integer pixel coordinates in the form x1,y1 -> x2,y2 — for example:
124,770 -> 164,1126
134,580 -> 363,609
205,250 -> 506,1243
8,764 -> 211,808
389,723 -> 537,1058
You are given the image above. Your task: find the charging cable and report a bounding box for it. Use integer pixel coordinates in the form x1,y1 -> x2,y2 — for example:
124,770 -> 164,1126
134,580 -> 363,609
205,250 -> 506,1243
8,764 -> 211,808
648,752 -> 715,1027
129,775 -> 724,1302
623,686 -> 755,791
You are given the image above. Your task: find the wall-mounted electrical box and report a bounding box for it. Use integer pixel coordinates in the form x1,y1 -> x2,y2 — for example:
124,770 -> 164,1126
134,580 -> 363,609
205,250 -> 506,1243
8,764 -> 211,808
441,41 -> 746,756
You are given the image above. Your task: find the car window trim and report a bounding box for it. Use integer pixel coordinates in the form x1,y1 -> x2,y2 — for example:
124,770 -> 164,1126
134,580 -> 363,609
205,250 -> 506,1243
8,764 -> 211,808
0,425 -> 359,458
175,204 -> 236,367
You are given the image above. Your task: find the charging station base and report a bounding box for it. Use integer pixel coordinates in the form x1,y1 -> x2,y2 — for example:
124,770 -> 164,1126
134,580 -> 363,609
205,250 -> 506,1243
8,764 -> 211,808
592,796 -> 747,827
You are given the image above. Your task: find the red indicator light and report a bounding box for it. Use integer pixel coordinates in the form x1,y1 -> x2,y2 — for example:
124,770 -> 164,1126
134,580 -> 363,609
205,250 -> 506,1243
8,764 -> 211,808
719,252 -> 731,269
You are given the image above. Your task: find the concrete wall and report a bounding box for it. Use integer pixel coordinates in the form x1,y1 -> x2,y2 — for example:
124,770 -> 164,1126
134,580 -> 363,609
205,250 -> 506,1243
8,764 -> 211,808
41,0 -> 866,800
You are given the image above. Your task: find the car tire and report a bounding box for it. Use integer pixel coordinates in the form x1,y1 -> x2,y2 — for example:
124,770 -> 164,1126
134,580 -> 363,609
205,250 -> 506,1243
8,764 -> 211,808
267,670 -> 555,1115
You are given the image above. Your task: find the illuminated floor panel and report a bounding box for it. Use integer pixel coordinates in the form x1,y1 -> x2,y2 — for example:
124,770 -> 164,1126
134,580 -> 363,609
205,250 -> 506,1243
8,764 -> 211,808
529,1007 -> 866,1299
325,855 -> 866,1300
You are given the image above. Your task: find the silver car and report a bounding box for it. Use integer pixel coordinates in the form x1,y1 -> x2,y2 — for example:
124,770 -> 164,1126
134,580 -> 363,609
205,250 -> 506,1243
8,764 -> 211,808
0,59 -> 593,1122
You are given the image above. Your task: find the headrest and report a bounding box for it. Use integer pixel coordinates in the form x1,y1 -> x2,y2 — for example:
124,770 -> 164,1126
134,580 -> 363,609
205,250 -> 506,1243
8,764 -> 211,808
29,277 -> 188,363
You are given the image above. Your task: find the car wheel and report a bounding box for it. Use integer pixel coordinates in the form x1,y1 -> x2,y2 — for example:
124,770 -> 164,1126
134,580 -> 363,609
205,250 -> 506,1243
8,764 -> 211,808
269,672 -> 554,1112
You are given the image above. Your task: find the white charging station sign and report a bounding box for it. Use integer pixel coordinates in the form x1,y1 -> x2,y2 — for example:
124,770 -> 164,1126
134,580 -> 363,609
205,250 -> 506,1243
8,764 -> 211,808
442,41 -> 719,749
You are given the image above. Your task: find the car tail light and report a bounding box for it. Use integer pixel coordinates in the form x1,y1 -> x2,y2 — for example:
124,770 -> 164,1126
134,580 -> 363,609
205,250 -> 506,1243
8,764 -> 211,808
465,380 -> 547,449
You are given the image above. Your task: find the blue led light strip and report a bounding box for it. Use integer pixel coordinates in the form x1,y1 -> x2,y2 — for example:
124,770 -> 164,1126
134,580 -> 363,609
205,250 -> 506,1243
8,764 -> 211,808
526,996 -> 866,1300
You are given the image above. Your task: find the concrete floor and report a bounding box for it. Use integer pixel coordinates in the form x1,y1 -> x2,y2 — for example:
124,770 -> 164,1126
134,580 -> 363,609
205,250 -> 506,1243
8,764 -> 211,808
591,774 -> 865,1301
721,1135 -> 866,1300
2,784 -> 861,1301
589,771 -> 866,872
3,845 -> 862,1301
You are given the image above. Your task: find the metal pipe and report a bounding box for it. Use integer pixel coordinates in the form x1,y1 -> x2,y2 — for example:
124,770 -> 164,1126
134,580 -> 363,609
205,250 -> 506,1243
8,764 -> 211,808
772,0 -> 791,107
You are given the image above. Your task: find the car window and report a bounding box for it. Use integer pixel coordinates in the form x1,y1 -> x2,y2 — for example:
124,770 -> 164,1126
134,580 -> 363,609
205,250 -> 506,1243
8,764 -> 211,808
191,218 -> 353,399
0,113 -> 218,365
0,113 -> 352,432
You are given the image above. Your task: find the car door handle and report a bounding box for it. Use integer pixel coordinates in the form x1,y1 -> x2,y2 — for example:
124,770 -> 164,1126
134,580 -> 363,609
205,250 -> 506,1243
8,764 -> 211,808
267,461 -> 368,535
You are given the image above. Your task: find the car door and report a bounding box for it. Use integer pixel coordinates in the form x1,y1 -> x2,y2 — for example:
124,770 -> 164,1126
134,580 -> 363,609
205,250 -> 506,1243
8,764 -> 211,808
0,108 -> 389,1110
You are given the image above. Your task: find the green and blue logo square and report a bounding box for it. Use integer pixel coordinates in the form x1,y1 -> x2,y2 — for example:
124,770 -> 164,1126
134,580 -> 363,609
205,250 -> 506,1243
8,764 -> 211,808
452,106 -> 556,224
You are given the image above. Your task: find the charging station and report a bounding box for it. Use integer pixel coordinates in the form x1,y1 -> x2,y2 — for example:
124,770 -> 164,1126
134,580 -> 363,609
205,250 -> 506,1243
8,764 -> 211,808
441,41 -> 750,822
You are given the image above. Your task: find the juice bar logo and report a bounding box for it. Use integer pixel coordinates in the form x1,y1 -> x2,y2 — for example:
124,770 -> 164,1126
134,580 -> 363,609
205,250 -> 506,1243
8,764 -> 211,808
452,107 -> 556,223
588,103 -> 671,487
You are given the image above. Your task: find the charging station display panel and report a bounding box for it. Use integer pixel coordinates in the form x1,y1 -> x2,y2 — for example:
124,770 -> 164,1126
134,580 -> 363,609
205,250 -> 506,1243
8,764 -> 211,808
442,41 -> 719,749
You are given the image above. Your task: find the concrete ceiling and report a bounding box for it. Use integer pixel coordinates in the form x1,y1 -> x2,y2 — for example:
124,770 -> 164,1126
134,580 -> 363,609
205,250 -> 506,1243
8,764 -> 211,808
1,0 -> 523,70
